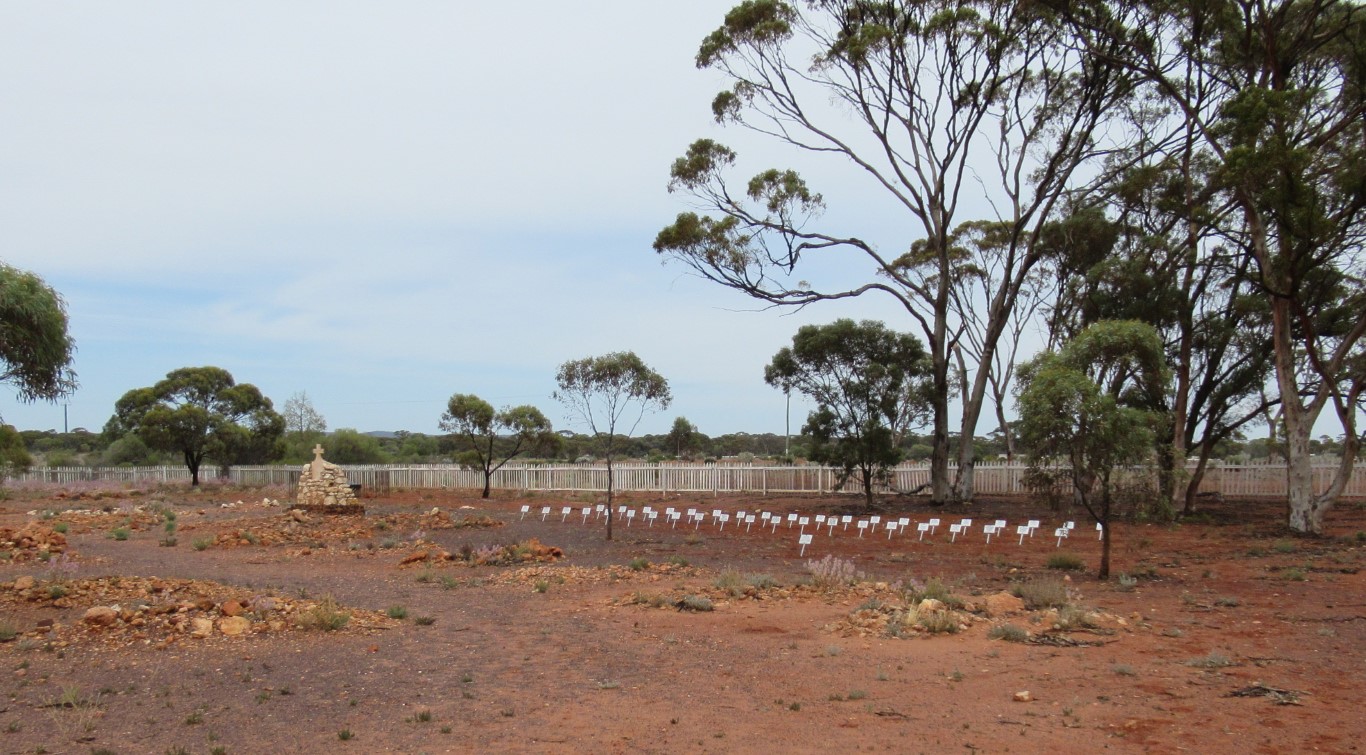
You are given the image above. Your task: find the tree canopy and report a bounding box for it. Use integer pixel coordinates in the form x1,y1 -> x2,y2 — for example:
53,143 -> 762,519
554,352 -> 670,539
104,367 -> 284,485
656,0 -> 1131,505
0,263 -> 77,408
765,319 -> 930,507
1016,320 -> 1170,578
440,394 -> 556,498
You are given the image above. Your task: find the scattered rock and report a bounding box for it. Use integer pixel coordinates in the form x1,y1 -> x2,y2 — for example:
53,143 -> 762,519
218,616 -> 251,636
83,606 -> 119,626
984,592 -> 1025,617
1014,691 -> 1033,702
189,618 -> 215,638
220,599 -> 245,617
13,576 -> 35,591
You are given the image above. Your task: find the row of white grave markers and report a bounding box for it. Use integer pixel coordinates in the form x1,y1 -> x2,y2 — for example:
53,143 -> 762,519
518,504 -> 1095,553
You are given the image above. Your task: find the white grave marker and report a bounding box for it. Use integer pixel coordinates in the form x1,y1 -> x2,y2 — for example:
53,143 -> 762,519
886,521 -> 898,539
540,506 -> 551,521
917,522 -> 930,541
798,533 -> 814,557
1054,527 -> 1069,547
857,520 -> 869,537
520,505 -> 530,520
928,518 -> 940,534
1016,524 -> 1031,545
841,515 -> 853,530
581,507 -> 591,524
949,523 -> 963,542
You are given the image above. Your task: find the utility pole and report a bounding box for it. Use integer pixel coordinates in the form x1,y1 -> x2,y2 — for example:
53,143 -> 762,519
63,404 -> 69,434
784,391 -> 790,459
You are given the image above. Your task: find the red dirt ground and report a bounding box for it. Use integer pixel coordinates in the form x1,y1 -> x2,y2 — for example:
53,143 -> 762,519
1,483 -> 1363,754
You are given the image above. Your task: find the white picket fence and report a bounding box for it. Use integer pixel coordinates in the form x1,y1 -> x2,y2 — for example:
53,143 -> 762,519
11,461 -> 1365,498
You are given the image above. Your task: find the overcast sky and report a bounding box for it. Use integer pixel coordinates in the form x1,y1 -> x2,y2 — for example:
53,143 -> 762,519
2,1 -> 952,439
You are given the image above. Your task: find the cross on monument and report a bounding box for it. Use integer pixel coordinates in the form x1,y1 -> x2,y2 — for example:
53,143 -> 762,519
310,444 -> 326,480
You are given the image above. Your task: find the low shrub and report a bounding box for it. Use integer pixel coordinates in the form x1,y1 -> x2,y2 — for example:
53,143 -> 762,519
1046,553 -> 1086,571
987,624 -> 1029,643
1011,577 -> 1070,609
299,596 -> 350,631
806,554 -> 861,590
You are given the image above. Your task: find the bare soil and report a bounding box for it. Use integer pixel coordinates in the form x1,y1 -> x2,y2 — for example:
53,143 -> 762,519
1,483 -> 1364,754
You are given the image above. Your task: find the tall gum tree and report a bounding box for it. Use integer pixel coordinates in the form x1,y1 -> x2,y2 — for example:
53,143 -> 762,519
440,394 -> 555,499
764,319 -> 931,507
553,353 -> 670,540
1052,0 -> 1366,533
105,367 -> 284,486
655,0 -> 1131,503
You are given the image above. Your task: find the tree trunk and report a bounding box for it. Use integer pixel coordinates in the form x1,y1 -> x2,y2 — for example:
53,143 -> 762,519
862,465 -> 875,509
1099,471 -> 1112,579
1099,520 -> 1111,580
605,457 -> 615,541
1272,296 -> 1322,533
1183,446 -> 1213,515
929,355 -> 952,505
481,473 -> 491,499
994,398 -> 1015,463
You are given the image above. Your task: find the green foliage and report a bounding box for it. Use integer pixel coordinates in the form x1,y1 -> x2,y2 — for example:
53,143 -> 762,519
99,433 -> 165,466
765,319 -> 930,507
666,416 -> 700,458
0,263 -> 77,404
440,394 -> 556,498
104,366 -> 284,485
1016,320 -> 1168,578
324,428 -> 389,465
0,424 -> 32,479
554,352 -> 670,539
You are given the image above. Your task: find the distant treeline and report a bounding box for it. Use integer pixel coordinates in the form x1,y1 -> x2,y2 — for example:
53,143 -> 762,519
17,426 -> 1348,469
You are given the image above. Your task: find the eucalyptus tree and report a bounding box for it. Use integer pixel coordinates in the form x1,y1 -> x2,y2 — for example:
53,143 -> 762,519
105,367 -> 284,485
1053,0 -> 1366,533
765,319 -> 931,507
655,0 -> 1132,503
666,416 -> 700,458
440,394 -> 556,499
1044,165 -> 1276,515
1016,320 -> 1169,578
0,263 -> 77,410
553,352 -> 671,540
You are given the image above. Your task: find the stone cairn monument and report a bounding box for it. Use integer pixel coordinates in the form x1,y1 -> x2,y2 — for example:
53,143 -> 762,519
293,445 -> 364,514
